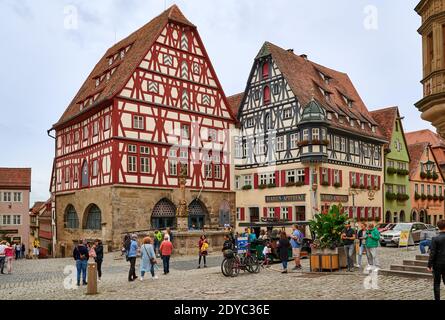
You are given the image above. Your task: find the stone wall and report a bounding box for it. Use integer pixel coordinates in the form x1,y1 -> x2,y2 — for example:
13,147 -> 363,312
55,185 -> 236,257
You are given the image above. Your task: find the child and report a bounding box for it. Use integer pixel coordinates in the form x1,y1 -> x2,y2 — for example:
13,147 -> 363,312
262,242 -> 272,267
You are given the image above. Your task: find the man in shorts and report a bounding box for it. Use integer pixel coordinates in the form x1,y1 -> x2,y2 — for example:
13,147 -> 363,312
290,224 -> 303,270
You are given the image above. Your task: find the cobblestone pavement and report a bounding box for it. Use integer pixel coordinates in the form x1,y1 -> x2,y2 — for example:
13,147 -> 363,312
0,246 -> 442,300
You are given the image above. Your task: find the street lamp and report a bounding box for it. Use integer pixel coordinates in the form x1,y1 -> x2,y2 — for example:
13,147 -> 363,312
424,143 -> 435,173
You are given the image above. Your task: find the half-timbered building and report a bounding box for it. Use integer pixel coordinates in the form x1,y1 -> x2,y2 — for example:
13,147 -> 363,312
230,42 -> 387,231
49,5 -> 236,256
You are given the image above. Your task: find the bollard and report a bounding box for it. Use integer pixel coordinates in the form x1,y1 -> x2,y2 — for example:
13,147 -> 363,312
87,261 -> 97,295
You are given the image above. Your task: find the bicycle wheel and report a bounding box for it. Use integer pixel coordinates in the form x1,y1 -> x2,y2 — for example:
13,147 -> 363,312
246,255 -> 260,273
221,258 -> 233,277
231,257 -> 240,277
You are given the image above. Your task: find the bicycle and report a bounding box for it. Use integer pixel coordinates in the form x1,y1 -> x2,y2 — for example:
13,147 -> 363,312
221,244 -> 260,277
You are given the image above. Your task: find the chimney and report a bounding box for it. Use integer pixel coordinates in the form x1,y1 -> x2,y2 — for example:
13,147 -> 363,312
287,49 -> 294,54
300,54 -> 308,60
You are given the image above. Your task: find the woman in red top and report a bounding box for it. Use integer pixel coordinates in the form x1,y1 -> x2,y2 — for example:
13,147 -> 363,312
5,243 -> 14,274
159,235 -> 173,275
198,235 -> 208,269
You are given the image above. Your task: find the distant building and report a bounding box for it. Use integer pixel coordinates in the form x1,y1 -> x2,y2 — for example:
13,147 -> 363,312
406,129 -> 445,174
415,0 -> 445,138
29,199 -> 52,257
0,168 -> 31,248
370,107 -> 411,223
408,142 -> 445,224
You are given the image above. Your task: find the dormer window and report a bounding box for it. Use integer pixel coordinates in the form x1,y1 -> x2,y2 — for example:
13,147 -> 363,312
361,122 -> 365,130
372,126 -> 376,133
108,58 -> 113,66
106,73 -> 110,81
120,50 -> 125,59
347,100 -> 353,108
95,79 -> 100,87
350,119 -> 355,127
327,112 -> 332,120
319,72 -> 331,85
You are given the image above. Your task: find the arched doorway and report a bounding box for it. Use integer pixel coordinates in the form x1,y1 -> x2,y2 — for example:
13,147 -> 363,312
393,213 -> 398,223
219,200 -> 231,227
81,160 -> 89,187
84,204 -> 102,230
411,210 -> 418,222
64,204 -> 79,229
188,199 -> 208,230
151,198 -> 176,230
385,211 -> 391,223
419,210 -> 426,223
399,211 -> 406,223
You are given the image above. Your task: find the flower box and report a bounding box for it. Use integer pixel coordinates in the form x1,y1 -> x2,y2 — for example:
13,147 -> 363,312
242,185 -> 252,190
297,140 -> 309,147
258,184 -> 267,190
387,167 -> 397,175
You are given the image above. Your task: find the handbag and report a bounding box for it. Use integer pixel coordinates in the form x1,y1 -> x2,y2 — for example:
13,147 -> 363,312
143,245 -> 157,265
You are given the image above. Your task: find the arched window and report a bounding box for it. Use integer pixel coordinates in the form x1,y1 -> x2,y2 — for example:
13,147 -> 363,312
188,199 -> 208,230
262,61 -> 269,79
84,204 -> 101,230
81,160 -> 89,187
64,205 -> 79,229
411,210 -> 418,222
263,86 -> 271,105
399,211 -> 406,223
152,198 -> 176,229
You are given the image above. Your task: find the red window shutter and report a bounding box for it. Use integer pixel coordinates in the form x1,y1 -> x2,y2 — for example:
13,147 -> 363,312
274,207 -> 280,219
349,207 -> 353,219
281,170 -> 286,186
364,174 -> 368,189
275,171 -> 280,187
319,167 -> 324,183
304,168 -> 310,185
262,62 -> 269,79
371,175 -> 375,189
372,208 -> 376,220
263,207 -> 268,218
240,208 -> 245,221
340,170 -> 343,187
365,207 -> 369,220
378,176 -> 381,190
254,173 -> 259,189
379,207 -> 382,220
264,86 -> 271,105
288,207 -> 293,221
349,172 -> 352,186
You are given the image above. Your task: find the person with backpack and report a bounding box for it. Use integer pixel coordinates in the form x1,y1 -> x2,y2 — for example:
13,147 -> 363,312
290,224 -> 303,270
73,239 -> 89,286
198,235 -> 209,268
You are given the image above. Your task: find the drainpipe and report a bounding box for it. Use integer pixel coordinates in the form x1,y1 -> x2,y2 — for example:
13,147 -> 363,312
47,128 -> 57,258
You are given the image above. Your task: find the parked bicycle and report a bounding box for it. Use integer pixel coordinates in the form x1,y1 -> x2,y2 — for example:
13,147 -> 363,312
221,244 -> 260,277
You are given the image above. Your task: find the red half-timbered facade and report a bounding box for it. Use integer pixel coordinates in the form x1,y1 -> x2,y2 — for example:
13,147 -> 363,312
50,5 -> 236,256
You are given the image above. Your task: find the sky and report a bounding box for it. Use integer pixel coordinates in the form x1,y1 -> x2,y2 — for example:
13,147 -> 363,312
0,0 -> 429,204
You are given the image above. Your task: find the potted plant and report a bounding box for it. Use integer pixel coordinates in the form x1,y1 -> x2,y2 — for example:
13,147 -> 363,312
321,180 -> 330,186
242,185 -> 252,190
420,172 -> 427,179
298,140 -> 309,147
309,205 -> 349,271
334,182 -> 341,188
386,192 -> 397,201
387,167 -> 396,175
414,192 -> 421,200
359,184 -> 366,189
285,181 -> 296,187
433,172 -> 439,180
258,184 -> 267,190
421,194 -> 427,201
267,183 -> 276,188
427,172 -> 433,180
295,181 -> 305,187
312,139 -> 321,145
433,194 -> 439,201
440,195 -> 444,202
427,194 -> 433,201
322,139 -> 330,146
351,184 -> 359,189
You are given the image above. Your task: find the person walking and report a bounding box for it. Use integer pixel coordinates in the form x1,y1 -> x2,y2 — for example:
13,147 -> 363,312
428,220 -> 445,301
94,239 -> 104,281
127,234 -> 139,282
198,235 -> 209,268
159,235 -> 173,275
365,223 -> 380,269
154,230 -> 163,257
21,244 -> 25,259
73,240 -> 89,286
164,228 -> 174,243
277,231 -> 290,274
357,223 -> 367,269
5,243 -> 14,274
15,243 -> 21,260
140,237 -> 157,281
0,241 -> 7,274
122,234 -> 131,257
32,245 -> 39,260
290,224 -> 303,270
341,221 -> 356,272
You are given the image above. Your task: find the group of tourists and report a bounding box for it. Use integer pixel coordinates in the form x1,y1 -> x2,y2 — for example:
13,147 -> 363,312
123,228 -> 174,282
72,239 -> 103,286
0,241 -> 32,274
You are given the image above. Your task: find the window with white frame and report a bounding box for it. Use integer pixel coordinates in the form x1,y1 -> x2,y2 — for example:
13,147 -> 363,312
104,115 -> 110,131
128,145 -> 137,153
277,136 -> 285,151
235,176 -> 241,189
340,138 -> 346,152
244,175 -> 252,187
65,167 -> 70,182
260,173 -> 268,185
373,175 -> 379,188
281,207 -> 289,220
140,146 -> 149,155
297,169 -> 305,183
2,215 -> 11,225
354,141 -> 359,155
351,173 -> 357,186
334,170 -> 340,184
283,108 -> 292,119
290,133 -> 299,149
204,160 -> 212,178
181,124 -> 190,140
133,116 -> 144,130
312,128 -> 320,141
92,160 -> 99,177
268,208 -> 275,218
214,164 -> 221,179
13,215 -> 21,225
13,192 -> 22,202
286,170 -> 296,183
321,168 -> 329,184
349,140 -> 354,154
128,156 -> 137,173
243,142 -> 247,157
74,131 -> 80,143
169,150 -> 178,176
359,174 -> 364,186
256,139 -> 265,155
236,208 -> 241,220
235,140 -> 242,158
93,121 -> 99,136
180,150 -> 189,175
83,125 -> 89,140
208,128 -> 218,142
74,166 -> 79,182
246,117 -> 254,128
367,175 -> 371,187
141,157 -> 150,174
303,129 -> 309,141
334,136 -> 340,151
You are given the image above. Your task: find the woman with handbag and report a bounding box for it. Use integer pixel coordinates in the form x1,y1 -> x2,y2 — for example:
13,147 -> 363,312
198,235 -> 209,268
140,237 -> 158,281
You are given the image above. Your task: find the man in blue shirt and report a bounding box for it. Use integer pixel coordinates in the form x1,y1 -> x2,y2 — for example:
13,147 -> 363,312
290,225 -> 303,270
127,234 -> 139,282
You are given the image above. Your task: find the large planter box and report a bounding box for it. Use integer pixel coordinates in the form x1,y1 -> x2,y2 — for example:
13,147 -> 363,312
310,246 -> 356,271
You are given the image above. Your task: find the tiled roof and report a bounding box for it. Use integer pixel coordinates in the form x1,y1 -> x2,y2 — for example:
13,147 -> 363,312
405,129 -> 445,147
53,5 -> 195,128
30,201 -> 45,214
408,142 -> 428,178
226,93 -> 244,117
262,42 -> 386,141
0,168 -> 31,190
369,107 -> 398,146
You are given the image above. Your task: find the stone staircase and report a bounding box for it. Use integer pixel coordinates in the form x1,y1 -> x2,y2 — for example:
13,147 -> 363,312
379,254 -> 433,279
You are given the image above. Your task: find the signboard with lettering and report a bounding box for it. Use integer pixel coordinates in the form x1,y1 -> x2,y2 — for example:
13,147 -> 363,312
236,237 -> 248,254
399,230 -> 414,247
265,194 -> 305,203
320,194 -> 349,203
